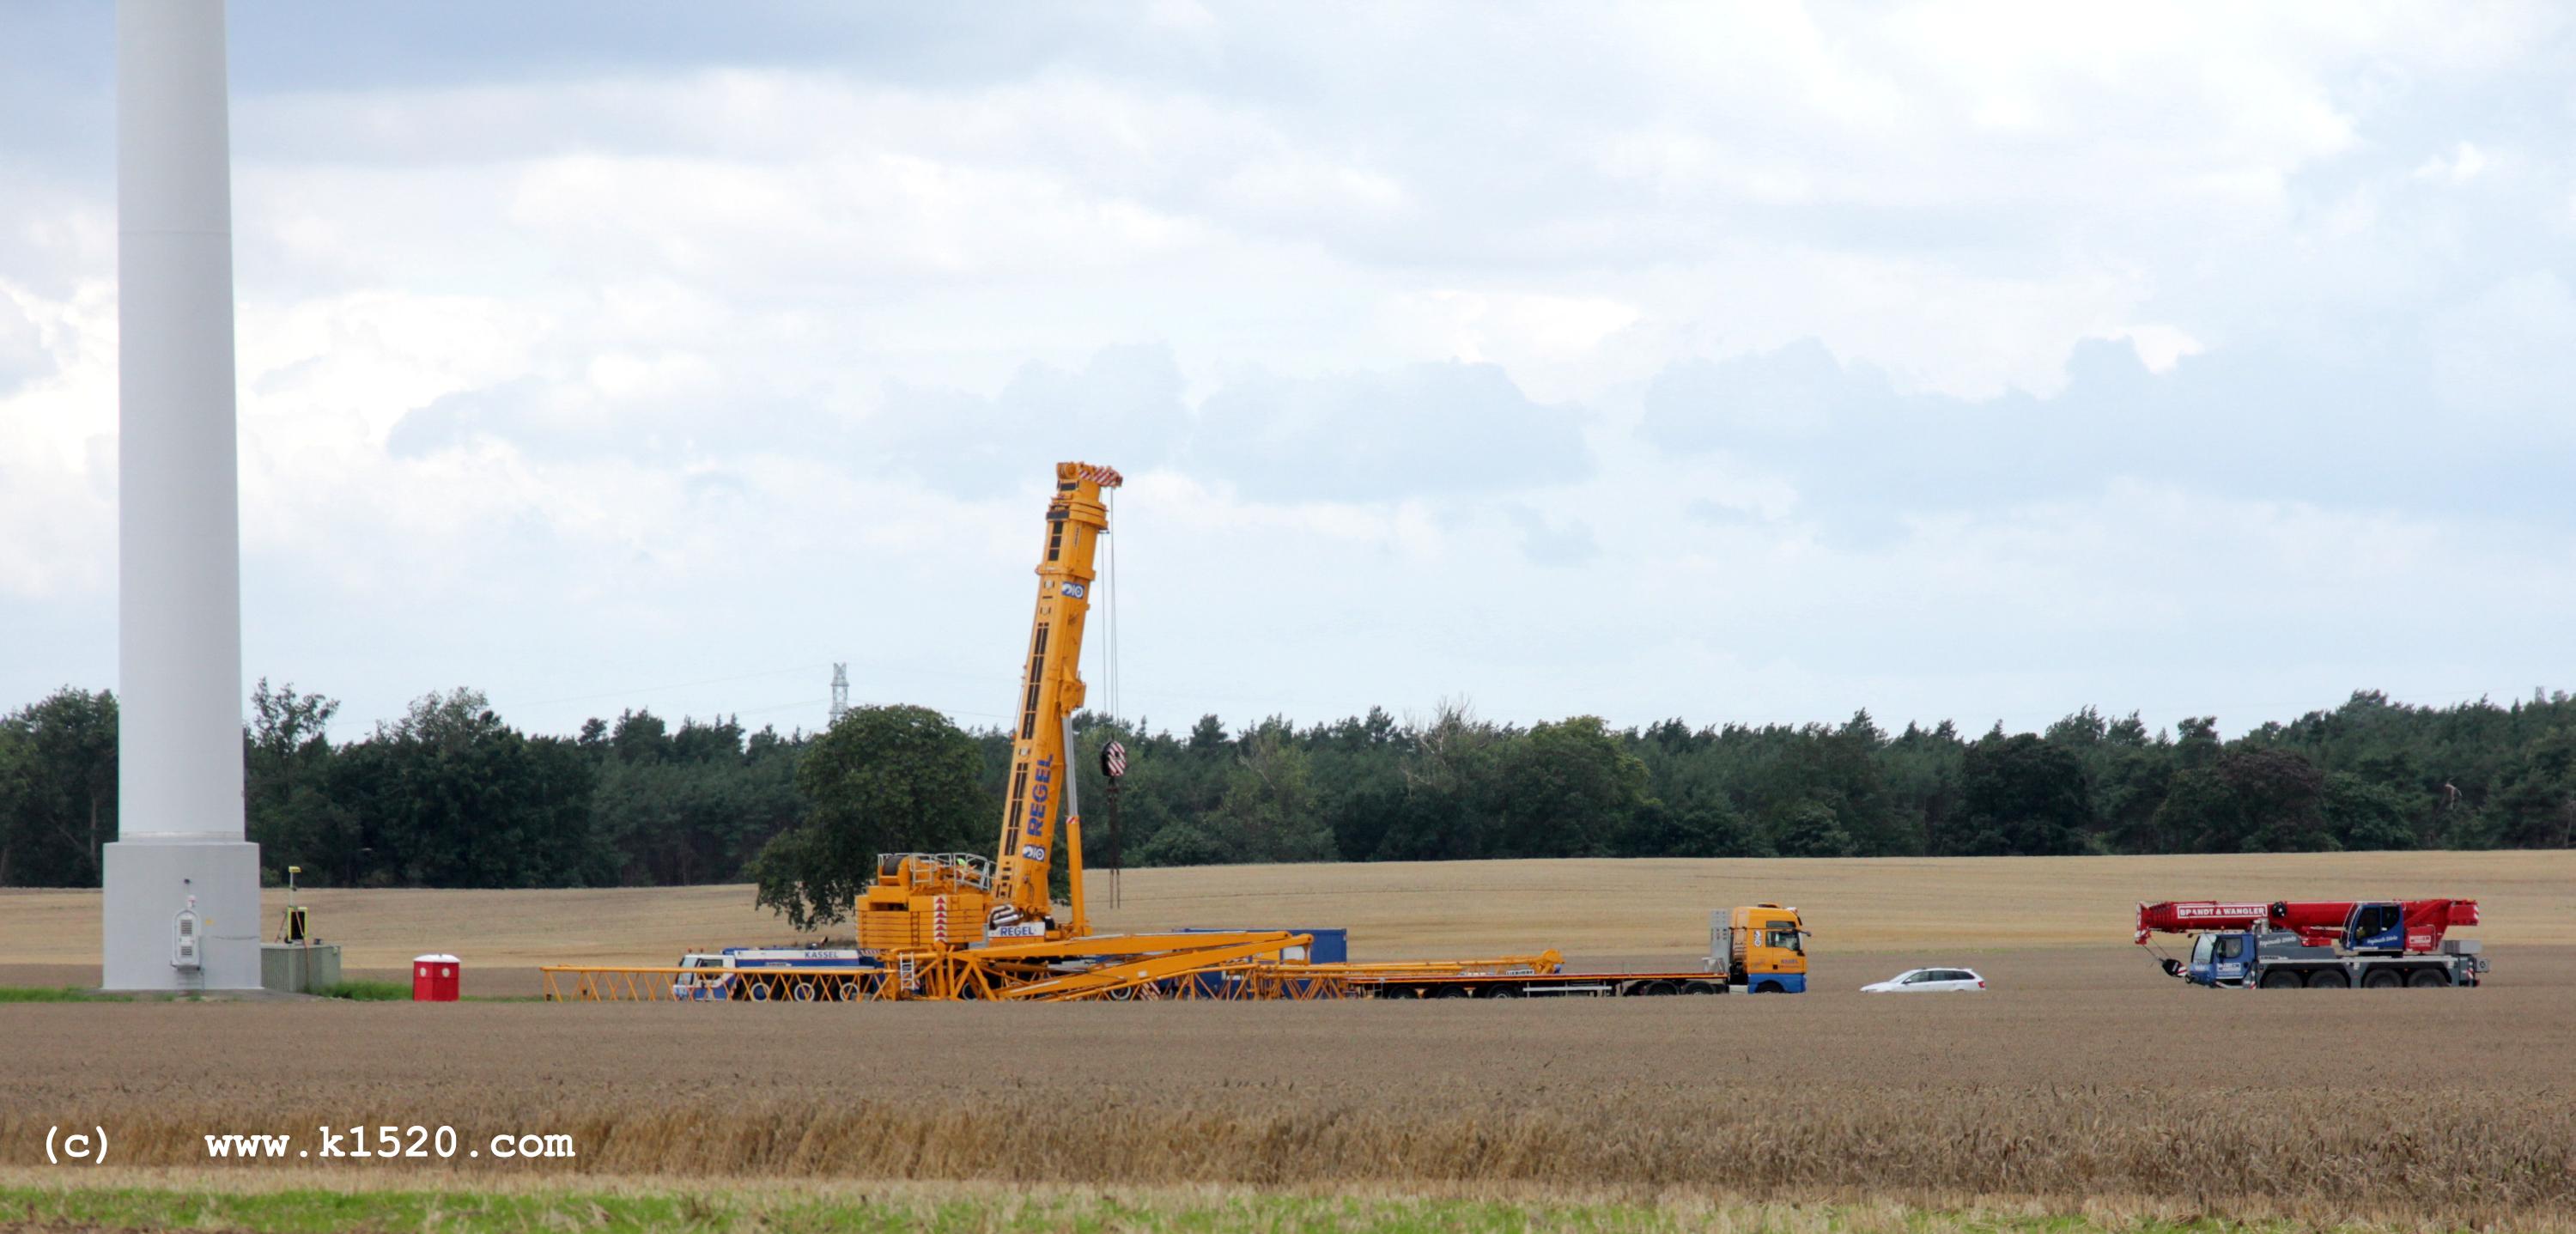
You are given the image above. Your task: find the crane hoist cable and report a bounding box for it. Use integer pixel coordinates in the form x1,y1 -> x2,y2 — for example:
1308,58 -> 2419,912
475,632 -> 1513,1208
1103,484 -> 1121,908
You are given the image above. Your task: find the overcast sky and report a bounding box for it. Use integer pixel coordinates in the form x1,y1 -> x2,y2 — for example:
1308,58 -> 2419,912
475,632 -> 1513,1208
3,2 -> 2572,742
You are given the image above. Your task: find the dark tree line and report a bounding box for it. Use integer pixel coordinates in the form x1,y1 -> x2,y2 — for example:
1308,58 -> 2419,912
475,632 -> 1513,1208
3,683 -> 2572,890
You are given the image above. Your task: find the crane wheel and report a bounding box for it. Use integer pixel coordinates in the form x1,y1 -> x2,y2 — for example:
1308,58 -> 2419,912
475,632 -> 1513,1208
2361,970 -> 2404,990
2406,969 -> 2451,988
2258,970 -> 2302,989
790,982 -> 817,1001
2304,970 -> 2350,989
835,981 -> 860,1002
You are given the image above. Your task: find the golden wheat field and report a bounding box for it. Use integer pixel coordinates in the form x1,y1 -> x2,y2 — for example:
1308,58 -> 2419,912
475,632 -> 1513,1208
3,849 -> 2570,990
3,853 -> 2573,1229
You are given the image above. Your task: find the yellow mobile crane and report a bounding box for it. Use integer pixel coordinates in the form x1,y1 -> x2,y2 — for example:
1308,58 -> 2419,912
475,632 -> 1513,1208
851,460 -> 1117,954
843,462 -> 1418,1000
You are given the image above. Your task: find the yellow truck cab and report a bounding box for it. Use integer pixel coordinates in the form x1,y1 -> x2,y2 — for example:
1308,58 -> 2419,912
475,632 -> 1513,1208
1710,904 -> 1808,993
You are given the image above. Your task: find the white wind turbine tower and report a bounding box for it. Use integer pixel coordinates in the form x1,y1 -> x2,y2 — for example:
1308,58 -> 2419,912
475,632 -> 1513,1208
100,0 -> 262,990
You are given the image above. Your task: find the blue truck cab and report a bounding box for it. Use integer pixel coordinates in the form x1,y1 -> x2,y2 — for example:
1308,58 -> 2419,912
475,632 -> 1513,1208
2184,930 -> 2259,987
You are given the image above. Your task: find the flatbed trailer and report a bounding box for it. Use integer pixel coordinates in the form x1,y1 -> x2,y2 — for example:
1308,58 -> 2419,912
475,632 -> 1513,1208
1358,970 -> 1728,998
542,963 -> 1738,1002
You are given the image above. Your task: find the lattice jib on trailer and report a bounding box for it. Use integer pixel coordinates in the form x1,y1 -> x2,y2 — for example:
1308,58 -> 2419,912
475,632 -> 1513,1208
541,965 -> 894,1003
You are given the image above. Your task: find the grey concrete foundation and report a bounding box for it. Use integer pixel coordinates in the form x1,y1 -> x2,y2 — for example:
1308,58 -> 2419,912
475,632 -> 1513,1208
101,840 -> 261,991
260,943 -> 340,994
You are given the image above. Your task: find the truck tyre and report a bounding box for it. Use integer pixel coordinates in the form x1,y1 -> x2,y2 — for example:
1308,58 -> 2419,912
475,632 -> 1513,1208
1432,985 -> 1473,999
1683,981 -> 1722,994
2258,970 -> 2302,989
2362,970 -> 2403,989
2406,969 -> 2451,988
835,981 -> 860,1001
1755,980 -> 1785,994
2304,969 -> 2349,989
747,980 -> 772,1001
791,981 -> 817,1001
1487,983 -> 1525,997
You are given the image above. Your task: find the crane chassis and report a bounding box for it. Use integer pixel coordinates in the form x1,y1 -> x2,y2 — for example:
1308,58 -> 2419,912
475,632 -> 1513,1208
2136,899 -> 2488,990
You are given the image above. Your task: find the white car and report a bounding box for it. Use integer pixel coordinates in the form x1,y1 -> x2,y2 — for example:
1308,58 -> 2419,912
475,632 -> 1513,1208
1862,967 -> 1986,993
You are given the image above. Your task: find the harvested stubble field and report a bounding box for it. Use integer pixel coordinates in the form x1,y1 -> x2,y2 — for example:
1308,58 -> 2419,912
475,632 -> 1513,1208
3,853 -> 2573,1230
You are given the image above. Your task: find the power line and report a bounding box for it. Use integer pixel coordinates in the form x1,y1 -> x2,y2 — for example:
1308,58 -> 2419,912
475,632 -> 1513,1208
502,663 -> 832,712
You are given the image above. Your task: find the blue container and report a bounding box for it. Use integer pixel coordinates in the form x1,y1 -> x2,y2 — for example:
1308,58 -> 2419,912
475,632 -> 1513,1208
1176,926 -> 1346,964
1295,927 -> 1348,964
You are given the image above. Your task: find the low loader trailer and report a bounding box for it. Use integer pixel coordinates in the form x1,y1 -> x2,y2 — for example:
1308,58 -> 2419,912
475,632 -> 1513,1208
544,900 -> 1806,1003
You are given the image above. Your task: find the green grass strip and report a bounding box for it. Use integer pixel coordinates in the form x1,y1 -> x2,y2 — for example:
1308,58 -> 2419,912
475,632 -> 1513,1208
309,979 -> 411,1001
0,985 -> 127,1002
0,1184 -> 2301,1234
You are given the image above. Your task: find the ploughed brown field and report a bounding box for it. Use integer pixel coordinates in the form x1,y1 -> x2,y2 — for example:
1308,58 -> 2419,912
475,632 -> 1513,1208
3,853 -> 2573,1228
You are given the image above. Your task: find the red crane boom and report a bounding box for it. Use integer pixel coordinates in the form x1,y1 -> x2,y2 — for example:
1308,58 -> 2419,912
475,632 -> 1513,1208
2134,899 -> 2479,951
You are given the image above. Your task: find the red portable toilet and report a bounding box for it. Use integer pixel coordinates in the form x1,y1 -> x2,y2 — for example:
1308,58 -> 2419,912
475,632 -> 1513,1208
411,953 -> 461,1001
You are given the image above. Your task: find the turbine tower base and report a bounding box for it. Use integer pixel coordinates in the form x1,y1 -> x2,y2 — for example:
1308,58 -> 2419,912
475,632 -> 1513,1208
101,839 -> 261,992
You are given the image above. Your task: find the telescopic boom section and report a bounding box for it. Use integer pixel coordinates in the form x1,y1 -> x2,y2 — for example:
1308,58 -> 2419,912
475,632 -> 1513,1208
989,462 -> 1122,934
2135,898 -> 2478,951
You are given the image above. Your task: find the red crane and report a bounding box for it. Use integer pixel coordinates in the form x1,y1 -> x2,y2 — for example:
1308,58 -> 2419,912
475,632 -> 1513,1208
2135,899 -> 2478,952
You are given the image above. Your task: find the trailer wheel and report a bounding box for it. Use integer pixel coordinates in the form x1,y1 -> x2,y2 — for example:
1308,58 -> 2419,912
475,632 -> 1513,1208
2258,970 -> 2302,989
1377,986 -> 1420,1000
1487,983 -> 1525,998
1632,981 -> 1680,997
1683,981 -> 1723,994
2304,969 -> 2349,989
2406,969 -> 2451,988
2361,970 -> 2403,990
1432,985 -> 1473,999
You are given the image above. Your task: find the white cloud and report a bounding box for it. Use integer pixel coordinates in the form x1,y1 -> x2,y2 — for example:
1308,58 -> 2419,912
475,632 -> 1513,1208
0,277 -> 114,599
3,3 -> 2573,735
2099,325 -> 2204,374
2414,141 -> 2488,184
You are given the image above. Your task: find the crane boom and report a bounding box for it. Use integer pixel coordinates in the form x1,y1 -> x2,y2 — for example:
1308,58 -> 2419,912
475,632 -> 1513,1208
987,461 -> 1122,935
2135,898 -> 2478,951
